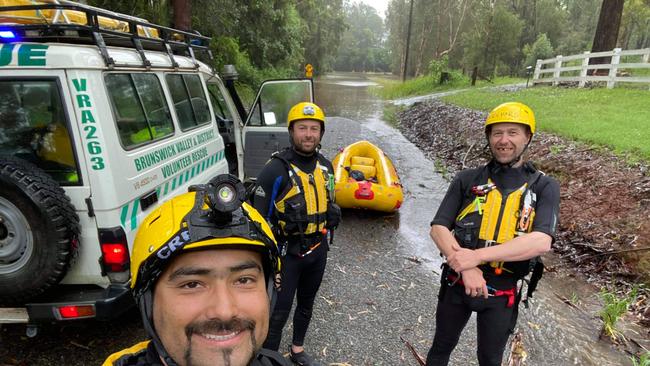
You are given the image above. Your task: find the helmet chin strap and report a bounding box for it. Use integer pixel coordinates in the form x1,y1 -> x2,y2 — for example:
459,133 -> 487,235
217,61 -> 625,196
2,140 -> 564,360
139,291 -> 179,366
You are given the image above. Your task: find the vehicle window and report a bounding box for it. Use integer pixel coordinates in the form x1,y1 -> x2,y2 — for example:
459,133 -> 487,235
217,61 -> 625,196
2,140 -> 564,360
207,83 -> 233,121
105,73 -> 174,149
247,102 -> 262,126
166,74 -> 211,130
0,80 -> 80,185
247,81 -> 312,127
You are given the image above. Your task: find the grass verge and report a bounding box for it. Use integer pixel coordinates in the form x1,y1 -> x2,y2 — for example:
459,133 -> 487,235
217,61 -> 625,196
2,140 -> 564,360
442,86 -> 650,162
599,288 -> 637,341
382,104 -> 406,127
631,352 -> 650,366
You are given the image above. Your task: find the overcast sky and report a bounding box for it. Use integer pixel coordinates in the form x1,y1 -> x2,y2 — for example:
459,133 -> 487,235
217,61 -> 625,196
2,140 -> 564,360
358,0 -> 389,18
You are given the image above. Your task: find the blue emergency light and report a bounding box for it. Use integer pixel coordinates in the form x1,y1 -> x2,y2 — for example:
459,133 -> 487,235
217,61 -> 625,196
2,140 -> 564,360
0,30 -> 17,39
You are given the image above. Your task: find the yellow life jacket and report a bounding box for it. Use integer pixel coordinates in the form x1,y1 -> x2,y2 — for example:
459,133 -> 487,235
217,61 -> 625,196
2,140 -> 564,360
454,171 -> 540,277
274,160 -> 330,239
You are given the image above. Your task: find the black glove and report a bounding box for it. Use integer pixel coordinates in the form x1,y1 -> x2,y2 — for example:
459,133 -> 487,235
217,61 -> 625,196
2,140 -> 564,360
326,203 -> 341,229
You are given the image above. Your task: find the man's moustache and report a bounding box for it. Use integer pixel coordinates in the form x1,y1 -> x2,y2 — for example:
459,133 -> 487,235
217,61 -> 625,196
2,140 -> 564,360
185,317 -> 256,337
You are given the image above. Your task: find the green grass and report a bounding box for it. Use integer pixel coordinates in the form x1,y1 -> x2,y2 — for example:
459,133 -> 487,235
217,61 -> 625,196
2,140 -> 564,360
598,288 -> 637,342
382,104 -> 406,127
632,352 -> 650,366
442,86 -> 650,162
369,74 -> 524,100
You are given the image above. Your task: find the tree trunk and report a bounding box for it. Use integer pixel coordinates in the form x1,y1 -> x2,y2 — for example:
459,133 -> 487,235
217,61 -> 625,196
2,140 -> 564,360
402,0 -> 415,81
433,0 -> 443,59
589,0 -> 624,74
415,2 -> 436,76
172,0 -> 191,31
435,0 -> 468,60
481,5 -> 495,77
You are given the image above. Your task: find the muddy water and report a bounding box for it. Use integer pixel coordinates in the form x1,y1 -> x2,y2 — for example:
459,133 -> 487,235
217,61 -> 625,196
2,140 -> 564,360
314,72 -> 632,365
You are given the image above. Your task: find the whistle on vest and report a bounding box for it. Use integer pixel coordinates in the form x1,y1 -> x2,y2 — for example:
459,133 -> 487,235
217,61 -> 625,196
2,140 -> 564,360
471,183 -> 496,196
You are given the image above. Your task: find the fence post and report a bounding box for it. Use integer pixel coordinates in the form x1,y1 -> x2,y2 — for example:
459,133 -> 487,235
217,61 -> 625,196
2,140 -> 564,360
532,59 -> 542,84
552,55 -> 562,86
578,51 -> 590,88
607,47 -> 621,89
643,48 -> 649,64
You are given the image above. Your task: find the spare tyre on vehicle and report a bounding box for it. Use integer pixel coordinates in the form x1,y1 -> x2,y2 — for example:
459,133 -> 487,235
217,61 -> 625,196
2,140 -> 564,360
0,156 -> 79,305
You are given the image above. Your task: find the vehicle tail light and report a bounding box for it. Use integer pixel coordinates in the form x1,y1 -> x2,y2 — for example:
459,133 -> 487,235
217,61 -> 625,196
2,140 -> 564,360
101,243 -> 129,272
58,305 -> 96,319
99,227 -> 130,275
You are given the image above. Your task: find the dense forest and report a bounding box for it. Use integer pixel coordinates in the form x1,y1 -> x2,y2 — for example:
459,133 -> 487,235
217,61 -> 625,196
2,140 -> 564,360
89,0 -> 650,82
383,0 -> 650,78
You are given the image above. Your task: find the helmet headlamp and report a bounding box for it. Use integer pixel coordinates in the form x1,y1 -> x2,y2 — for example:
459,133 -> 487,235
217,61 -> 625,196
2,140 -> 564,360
207,174 -> 246,213
132,174 -> 279,298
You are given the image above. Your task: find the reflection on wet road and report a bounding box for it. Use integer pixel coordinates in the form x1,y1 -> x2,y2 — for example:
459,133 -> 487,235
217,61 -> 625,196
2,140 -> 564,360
307,72 -> 632,365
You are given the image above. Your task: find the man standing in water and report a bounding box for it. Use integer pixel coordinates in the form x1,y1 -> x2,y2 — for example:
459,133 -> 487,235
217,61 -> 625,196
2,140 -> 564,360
254,102 -> 340,366
426,102 -> 560,365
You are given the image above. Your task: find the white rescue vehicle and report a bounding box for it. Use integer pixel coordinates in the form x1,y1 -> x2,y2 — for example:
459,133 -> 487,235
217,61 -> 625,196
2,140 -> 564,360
0,0 -> 310,329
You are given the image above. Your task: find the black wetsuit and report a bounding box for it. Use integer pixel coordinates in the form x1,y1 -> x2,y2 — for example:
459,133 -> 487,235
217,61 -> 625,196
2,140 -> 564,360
426,161 -> 560,366
106,340 -> 291,366
253,148 -> 336,351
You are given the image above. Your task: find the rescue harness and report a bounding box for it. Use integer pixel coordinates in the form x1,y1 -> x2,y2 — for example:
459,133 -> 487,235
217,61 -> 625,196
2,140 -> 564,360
447,163 -> 546,307
268,150 -> 335,257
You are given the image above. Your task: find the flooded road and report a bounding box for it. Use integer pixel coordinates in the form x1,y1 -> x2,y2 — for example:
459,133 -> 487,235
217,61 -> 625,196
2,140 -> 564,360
309,72 -> 634,365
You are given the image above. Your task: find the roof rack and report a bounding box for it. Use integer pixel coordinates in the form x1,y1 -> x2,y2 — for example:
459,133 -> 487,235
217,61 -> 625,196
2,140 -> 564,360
0,0 -> 213,70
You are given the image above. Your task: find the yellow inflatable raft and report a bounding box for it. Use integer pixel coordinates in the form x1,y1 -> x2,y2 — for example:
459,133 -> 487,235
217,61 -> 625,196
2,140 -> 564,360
332,140 -> 403,213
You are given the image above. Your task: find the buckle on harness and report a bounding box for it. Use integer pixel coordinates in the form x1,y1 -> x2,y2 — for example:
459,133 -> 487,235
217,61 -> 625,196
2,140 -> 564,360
487,286 -> 516,307
446,274 -> 517,308
482,240 -> 497,248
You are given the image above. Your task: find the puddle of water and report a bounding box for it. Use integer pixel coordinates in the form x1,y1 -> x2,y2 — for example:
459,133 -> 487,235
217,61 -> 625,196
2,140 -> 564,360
314,72 -> 634,365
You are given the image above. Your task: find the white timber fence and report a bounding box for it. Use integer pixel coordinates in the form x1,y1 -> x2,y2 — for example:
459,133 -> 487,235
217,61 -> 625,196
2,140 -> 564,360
532,48 -> 650,89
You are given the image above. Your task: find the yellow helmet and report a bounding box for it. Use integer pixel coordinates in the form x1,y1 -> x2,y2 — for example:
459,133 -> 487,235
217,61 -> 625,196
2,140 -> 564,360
287,102 -> 325,129
485,102 -> 536,134
130,174 -> 281,298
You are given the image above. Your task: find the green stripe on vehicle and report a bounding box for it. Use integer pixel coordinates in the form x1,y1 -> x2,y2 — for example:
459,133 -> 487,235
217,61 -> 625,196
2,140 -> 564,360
119,149 -> 226,232
130,199 -> 140,230
120,205 -> 129,228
